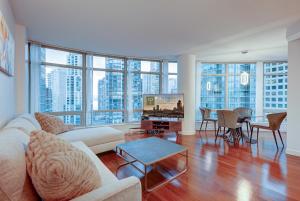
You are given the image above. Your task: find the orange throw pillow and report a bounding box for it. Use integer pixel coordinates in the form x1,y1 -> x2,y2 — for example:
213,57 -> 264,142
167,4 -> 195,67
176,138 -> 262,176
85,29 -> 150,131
34,112 -> 74,134
26,130 -> 101,201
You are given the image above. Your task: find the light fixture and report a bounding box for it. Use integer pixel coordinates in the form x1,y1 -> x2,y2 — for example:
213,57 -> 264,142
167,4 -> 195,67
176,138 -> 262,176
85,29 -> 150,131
206,81 -> 211,91
240,72 -> 249,85
241,50 -> 248,54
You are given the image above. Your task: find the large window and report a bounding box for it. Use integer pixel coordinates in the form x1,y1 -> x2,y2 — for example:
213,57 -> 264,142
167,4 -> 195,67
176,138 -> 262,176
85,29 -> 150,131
200,64 -> 226,111
127,59 -> 161,122
264,62 -> 288,115
167,62 -> 178,94
31,44 -> 162,126
200,63 -> 256,118
87,55 -> 125,125
38,47 -> 83,125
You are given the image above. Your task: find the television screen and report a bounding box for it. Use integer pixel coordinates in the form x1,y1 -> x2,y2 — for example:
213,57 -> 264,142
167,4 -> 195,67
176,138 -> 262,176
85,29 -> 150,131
143,94 -> 184,118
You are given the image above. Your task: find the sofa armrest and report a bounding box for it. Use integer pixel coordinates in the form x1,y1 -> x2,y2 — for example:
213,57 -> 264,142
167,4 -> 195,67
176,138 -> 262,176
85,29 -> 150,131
71,176 -> 142,201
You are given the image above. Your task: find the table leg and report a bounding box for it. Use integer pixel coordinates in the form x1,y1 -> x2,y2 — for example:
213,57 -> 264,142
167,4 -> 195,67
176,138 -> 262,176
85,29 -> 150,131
144,164 -> 148,191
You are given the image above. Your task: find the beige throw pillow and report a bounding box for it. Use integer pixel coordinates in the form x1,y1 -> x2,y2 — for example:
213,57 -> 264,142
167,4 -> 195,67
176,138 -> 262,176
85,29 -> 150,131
0,130 -> 40,201
26,130 -> 101,201
34,112 -> 74,134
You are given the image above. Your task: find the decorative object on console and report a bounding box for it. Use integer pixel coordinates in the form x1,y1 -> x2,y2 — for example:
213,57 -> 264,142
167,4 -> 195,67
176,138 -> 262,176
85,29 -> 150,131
26,130 -> 101,201
35,112 -> 74,134
0,10 -> 14,76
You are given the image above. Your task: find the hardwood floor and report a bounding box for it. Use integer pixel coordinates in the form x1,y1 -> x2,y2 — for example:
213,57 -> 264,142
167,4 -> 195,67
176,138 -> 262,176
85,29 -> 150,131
98,130 -> 300,201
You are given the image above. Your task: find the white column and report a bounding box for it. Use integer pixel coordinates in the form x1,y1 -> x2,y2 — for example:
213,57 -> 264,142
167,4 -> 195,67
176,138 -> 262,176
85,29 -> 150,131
15,24 -> 28,114
255,61 -> 264,121
286,21 -> 300,156
178,54 -> 196,135
287,38 -> 300,156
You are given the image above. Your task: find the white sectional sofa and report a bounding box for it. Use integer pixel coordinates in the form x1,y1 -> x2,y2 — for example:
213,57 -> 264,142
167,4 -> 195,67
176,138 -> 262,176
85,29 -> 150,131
0,114 -> 142,201
5,114 -> 125,154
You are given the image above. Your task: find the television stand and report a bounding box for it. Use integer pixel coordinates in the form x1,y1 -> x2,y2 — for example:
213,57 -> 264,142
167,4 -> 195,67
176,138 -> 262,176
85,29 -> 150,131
141,118 -> 182,134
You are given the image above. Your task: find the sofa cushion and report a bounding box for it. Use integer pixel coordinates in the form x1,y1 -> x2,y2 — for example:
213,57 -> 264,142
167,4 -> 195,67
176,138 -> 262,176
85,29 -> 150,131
0,129 -> 39,201
57,127 -> 124,147
26,130 -> 101,201
4,117 -> 37,135
19,114 -> 42,130
34,112 -> 74,134
71,141 -> 118,186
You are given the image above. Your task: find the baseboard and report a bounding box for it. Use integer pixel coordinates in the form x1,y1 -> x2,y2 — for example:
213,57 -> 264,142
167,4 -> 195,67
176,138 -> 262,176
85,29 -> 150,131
179,130 -> 196,135
286,148 -> 300,157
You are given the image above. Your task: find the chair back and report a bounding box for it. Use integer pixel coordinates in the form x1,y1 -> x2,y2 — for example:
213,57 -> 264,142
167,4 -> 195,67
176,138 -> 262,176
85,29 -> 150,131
234,107 -> 252,119
200,108 -> 211,120
223,110 -> 239,129
217,110 -> 226,127
267,112 -> 287,130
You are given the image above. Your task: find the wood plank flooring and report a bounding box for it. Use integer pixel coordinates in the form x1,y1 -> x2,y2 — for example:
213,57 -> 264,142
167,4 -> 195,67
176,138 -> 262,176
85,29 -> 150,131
98,131 -> 300,201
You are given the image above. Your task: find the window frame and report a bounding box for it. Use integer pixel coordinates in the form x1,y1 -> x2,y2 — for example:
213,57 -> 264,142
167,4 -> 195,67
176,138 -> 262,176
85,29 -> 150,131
167,61 -> 178,94
29,43 -> 163,126
199,62 -> 256,119
263,61 -> 288,116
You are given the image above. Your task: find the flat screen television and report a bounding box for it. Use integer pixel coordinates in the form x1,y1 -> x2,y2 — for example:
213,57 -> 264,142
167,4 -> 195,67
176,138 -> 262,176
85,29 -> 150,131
142,94 -> 184,118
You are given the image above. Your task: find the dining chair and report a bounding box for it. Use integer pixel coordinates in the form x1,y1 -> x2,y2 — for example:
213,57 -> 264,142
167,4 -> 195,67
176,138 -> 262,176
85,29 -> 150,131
215,110 -> 226,142
234,107 -> 252,136
250,112 -> 287,149
199,108 -> 217,135
222,110 -> 243,144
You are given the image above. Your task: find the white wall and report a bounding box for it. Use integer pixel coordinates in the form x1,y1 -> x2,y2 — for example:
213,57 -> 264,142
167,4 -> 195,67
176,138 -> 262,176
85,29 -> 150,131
15,24 -> 28,114
287,38 -> 300,156
0,0 -> 16,127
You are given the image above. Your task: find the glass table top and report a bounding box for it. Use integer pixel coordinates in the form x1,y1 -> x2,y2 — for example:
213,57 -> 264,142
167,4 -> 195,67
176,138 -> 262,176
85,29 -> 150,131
117,137 -> 187,165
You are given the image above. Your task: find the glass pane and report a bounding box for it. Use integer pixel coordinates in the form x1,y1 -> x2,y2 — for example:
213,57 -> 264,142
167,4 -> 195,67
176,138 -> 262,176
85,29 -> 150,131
92,112 -> 124,125
168,62 -> 178,73
43,48 -> 82,66
58,115 -> 81,125
200,76 -> 226,118
202,64 -> 225,75
168,74 -> 177,94
129,111 -> 143,122
127,73 -> 160,122
127,59 -> 160,72
227,64 -> 256,114
93,71 -> 124,110
39,65 -> 82,112
264,62 -> 288,113
228,63 -> 256,75
264,62 -> 288,74
87,55 -> 124,70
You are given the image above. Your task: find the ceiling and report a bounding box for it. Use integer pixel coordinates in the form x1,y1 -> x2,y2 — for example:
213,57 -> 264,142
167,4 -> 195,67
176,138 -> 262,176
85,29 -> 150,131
10,0 -> 300,60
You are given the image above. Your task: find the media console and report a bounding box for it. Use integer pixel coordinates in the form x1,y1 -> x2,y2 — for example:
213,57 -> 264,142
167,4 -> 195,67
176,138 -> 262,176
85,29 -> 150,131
141,118 -> 182,134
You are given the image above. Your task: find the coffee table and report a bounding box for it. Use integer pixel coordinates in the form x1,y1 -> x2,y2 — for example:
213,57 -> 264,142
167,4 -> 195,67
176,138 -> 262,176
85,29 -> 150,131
116,137 -> 188,192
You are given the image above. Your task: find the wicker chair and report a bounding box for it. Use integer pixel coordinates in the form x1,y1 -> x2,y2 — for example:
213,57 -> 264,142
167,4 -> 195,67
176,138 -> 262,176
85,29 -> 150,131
222,110 -> 243,143
215,110 -> 226,142
199,108 -> 217,134
250,112 -> 287,148
233,107 -> 252,136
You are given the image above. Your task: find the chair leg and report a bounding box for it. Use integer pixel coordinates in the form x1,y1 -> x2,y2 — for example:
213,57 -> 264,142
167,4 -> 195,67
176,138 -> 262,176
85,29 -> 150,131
205,121 -> 208,132
215,127 -> 220,143
272,130 -> 279,149
256,128 -> 259,143
200,120 -> 204,132
250,126 -> 254,144
240,127 -> 244,143
277,130 -> 284,147
214,121 -> 217,137
246,122 -> 250,137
